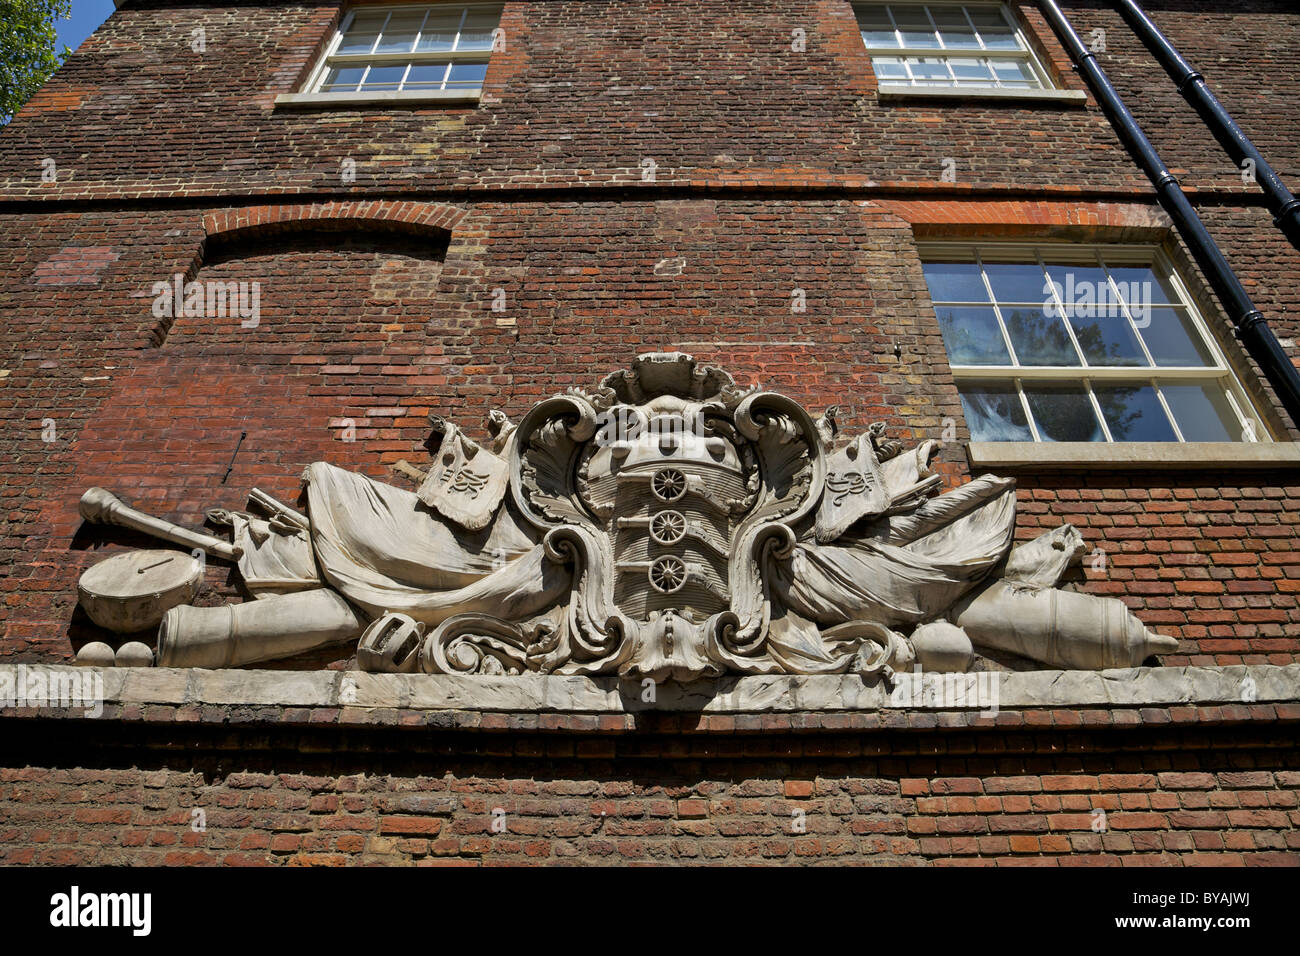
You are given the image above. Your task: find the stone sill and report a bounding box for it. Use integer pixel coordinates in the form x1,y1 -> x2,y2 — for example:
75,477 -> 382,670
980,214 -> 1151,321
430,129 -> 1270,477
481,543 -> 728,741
273,90 -> 481,109
967,441 -> 1300,470
0,665 -> 1295,734
876,85 -> 1088,106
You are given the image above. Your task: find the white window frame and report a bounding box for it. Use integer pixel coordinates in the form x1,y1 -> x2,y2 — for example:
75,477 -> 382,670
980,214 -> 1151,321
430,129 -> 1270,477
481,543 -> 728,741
854,1 -> 1085,103
277,3 -> 503,107
920,241 -> 1273,447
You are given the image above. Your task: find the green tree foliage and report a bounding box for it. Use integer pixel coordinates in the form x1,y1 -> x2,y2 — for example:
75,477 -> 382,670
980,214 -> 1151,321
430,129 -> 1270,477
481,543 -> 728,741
0,0 -> 71,124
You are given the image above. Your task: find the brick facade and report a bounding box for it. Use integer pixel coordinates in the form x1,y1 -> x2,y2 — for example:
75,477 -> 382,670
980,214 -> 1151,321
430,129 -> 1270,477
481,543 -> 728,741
1,0 -> 1298,865
2,708 -> 1297,866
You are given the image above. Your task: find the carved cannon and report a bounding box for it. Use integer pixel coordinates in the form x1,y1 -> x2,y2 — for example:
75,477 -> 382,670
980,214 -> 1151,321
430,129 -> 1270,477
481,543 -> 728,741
157,589 -> 366,668
953,581 -> 1180,670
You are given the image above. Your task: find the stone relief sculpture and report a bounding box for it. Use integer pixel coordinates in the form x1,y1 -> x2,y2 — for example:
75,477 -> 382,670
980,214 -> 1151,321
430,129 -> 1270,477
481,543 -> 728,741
74,352 -> 1177,680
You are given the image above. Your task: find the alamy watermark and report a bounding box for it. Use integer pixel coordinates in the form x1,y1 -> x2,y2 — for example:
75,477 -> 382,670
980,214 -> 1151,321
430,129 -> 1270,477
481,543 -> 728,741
0,665 -> 104,718
50,886 -> 150,936
888,665 -> 999,718
1044,273 -> 1152,327
593,406 -> 708,448
151,273 -> 261,328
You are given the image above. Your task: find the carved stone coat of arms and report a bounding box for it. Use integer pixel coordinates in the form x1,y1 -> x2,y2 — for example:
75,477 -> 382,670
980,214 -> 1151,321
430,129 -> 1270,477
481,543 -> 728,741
73,352 -> 1176,681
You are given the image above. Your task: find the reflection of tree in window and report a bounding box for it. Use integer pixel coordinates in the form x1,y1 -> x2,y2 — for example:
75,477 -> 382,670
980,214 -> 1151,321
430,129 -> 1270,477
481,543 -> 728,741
1000,309 -> 1142,441
937,308 -> 1008,365
1002,307 -> 1076,366
958,384 -> 1031,441
1091,385 -> 1143,439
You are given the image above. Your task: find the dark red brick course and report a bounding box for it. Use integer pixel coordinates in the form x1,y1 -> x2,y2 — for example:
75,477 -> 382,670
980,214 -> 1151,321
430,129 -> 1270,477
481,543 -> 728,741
0,716 -> 1293,866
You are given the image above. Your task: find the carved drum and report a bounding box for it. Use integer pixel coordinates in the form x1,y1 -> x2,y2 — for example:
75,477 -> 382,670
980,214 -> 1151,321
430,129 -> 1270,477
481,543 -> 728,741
77,549 -> 205,633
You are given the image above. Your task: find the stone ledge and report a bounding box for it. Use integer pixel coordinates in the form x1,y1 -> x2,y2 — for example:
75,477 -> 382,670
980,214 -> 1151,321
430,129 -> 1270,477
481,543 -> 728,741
0,664 -> 1294,719
876,86 -> 1088,106
967,441 -> 1300,470
273,90 -> 481,108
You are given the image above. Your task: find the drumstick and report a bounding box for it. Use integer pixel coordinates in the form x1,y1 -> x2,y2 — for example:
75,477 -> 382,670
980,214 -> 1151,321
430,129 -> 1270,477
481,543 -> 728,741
79,487 -> 243,561
137,556 -> 176,573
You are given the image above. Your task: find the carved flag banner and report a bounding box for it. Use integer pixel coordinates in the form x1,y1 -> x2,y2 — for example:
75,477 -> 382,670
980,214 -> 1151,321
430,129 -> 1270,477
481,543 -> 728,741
418,420 -> 510,532
816,433 -> 889,543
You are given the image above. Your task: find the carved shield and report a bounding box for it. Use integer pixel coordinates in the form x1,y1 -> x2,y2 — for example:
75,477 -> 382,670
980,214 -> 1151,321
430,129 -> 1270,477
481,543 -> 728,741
815,433 -> 889,543
418,423 -> 509,532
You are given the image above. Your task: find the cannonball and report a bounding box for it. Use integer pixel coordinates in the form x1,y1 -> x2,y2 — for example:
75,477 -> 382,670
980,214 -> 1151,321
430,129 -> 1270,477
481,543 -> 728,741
115,641 -> 155,668
909,621 -> 974,673
75,641 -> 116,667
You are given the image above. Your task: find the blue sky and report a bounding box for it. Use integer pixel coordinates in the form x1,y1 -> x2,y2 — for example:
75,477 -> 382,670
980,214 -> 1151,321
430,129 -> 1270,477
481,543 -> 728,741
56,0 -> 117,57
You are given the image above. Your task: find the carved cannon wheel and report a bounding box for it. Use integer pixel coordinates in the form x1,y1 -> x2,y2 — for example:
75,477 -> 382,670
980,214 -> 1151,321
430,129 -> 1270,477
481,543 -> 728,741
651,468 -> 687,502
649,555 -> 687,593
649,509 -> 687,545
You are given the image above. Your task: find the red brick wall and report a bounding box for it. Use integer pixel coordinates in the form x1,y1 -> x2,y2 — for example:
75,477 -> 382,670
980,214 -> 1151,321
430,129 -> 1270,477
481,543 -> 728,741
0,0 -> 1141,198
1,0 -> 1299,866
1061,0 -> 1300,191
0,720 -> 1295,866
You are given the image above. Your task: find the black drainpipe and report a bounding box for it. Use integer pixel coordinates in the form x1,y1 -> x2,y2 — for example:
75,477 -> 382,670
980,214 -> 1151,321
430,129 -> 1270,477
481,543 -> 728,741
1115,0 -> 1300,251
1039,0 -> 1300,429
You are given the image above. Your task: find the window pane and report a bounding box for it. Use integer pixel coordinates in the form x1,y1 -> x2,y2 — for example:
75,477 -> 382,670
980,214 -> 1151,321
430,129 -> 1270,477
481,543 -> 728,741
936,307 -> 1011,365
320,66 -> 366,92
359,65 -> 406,91
958,382 -> 1033,442
386,12 -> 429,32
1161,382 -> 1243,442
446,61 -> 488,88
1066,313 -> 1147,366
1047,266 -> 1147,366
337,32 -> 380,55
892,8 -> 941,48
859,8 -> 900,48
405,63 -> 450,89
1044,263 -> 1110,309
375,33 -> 419,54
1138,307 -> 1214,366
968,8 -> 1021,49
417,12 -> 464,52
1023,383 -> 1103,442
907,57 -> 951,82
1003,306 -> 1080,365
1104,265 -> 1178,306
992,58 -> 1037,87
950,57 -> 996,84
984,261 -> 1049,303
931,8 -> 980,49
347,12 -> 389,34
376,12 -> 427,54
1045,262 -> 1143,363
922,260 -> 988,302
1093,384 -> 1178,441
872,56 -> 909,81
459,10 -> 501,50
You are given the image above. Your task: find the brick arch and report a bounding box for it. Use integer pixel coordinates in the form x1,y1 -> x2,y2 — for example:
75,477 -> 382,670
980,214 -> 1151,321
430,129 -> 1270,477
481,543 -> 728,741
202,201 -> 468,245
145,201 -> 468,347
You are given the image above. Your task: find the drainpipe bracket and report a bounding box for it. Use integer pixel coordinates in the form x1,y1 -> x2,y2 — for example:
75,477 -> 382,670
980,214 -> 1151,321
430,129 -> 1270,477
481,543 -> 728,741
1273,199 -> 1300,229
1175,71 -> 1204,96
1238,311 -> 1268,337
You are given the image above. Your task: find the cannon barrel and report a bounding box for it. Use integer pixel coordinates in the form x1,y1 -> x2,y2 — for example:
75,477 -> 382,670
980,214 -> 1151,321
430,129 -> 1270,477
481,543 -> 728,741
157,589 -> 366,668
953,581 -> 1179,670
